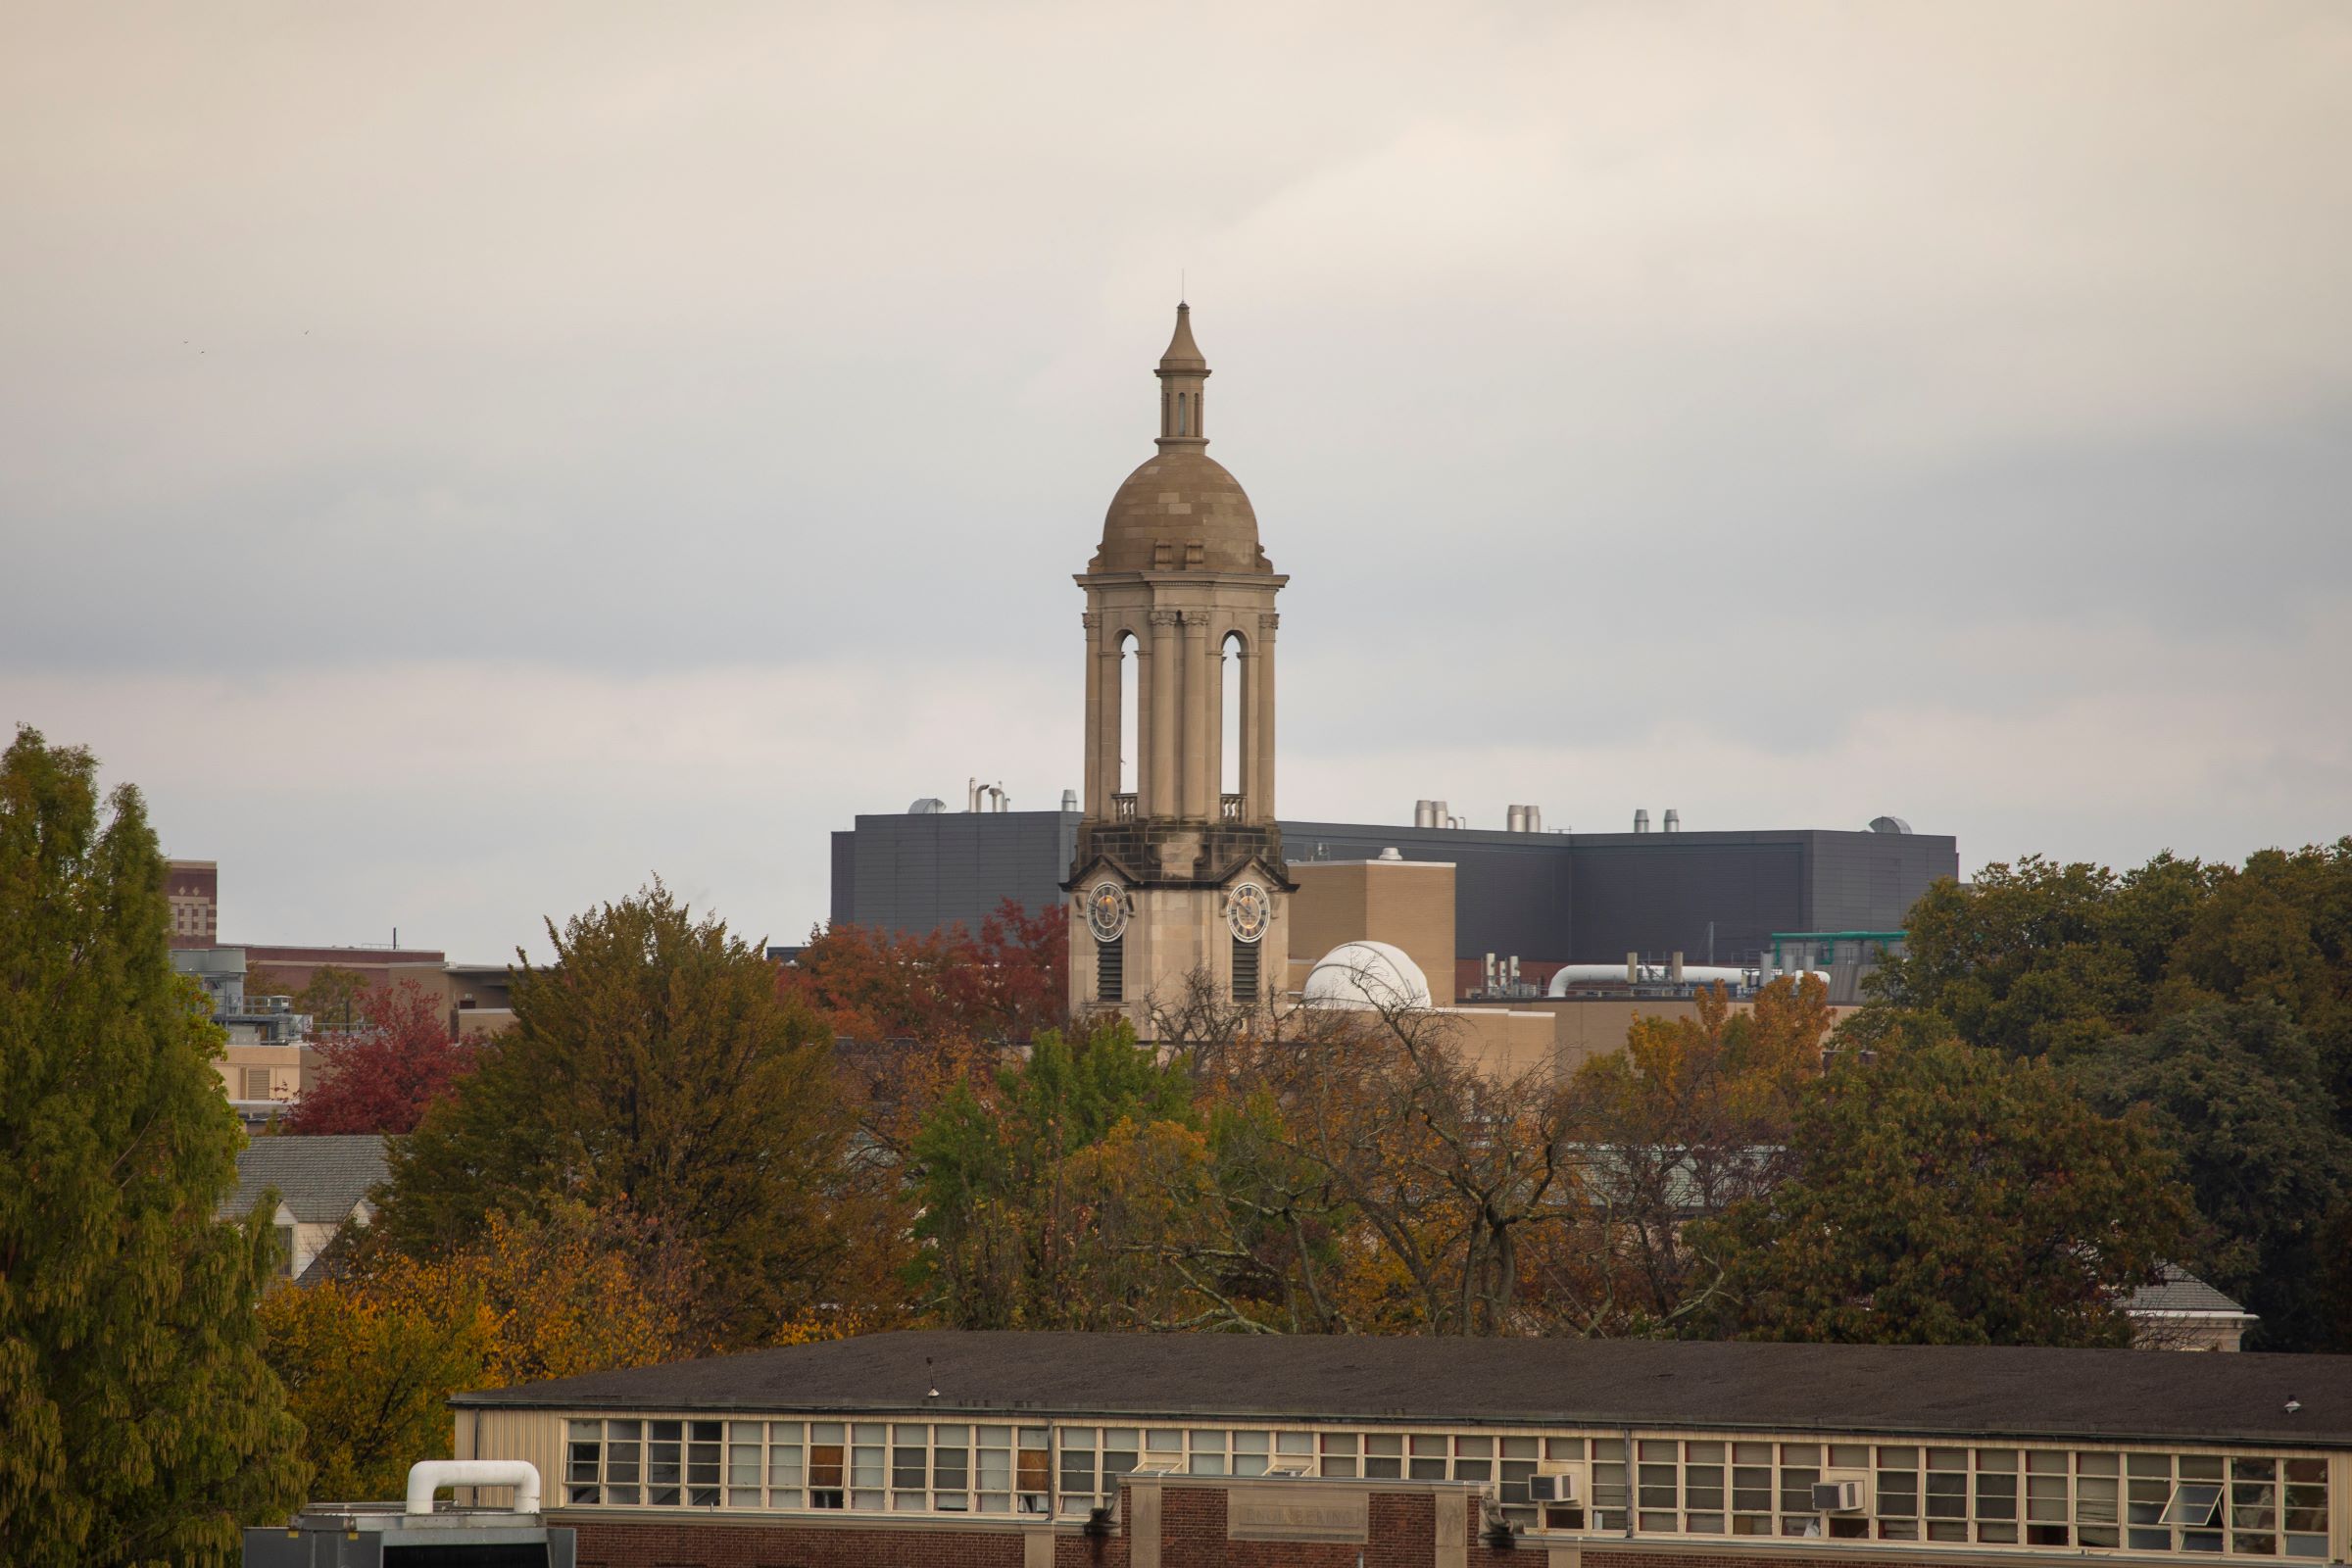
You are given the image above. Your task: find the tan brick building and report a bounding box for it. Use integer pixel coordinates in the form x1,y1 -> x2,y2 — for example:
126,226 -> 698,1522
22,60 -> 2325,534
436,1330 -> 2350,1568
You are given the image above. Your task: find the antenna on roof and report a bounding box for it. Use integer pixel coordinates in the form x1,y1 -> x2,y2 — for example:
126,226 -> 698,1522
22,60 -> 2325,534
927,1356 -> 939,1400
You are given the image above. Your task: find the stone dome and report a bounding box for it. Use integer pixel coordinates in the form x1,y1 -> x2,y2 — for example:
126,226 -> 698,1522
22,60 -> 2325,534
1301,941 -> 1434,1012
1091,449 -> 1269,574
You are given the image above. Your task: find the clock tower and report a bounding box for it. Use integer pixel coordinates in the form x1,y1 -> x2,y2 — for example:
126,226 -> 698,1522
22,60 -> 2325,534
1066,304 -> 1291,1035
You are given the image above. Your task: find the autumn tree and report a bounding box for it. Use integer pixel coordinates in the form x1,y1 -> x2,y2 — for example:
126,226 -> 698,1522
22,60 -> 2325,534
1226,990 -> 1589,1336
2068,1003 -> 2352,1350
1697,1026 -> 2191,1347
1568,975 -> 1833,1329
1869,854 -> 2209,1059
909,1020 -> 1207,1329
264,1200 -> 701,1499
374,882 -> 874,1346
1871,843 -> 2352,1105
0,727 -> 308,1565
787,899 -> 1067,1155
281,977 -> 479,1135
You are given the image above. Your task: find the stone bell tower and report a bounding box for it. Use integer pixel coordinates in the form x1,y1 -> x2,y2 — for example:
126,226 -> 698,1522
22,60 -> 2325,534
1065,304 -> 1291,1036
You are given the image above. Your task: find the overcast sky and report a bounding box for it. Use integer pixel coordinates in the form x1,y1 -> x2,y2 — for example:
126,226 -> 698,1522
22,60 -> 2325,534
4,2 -> 2347,960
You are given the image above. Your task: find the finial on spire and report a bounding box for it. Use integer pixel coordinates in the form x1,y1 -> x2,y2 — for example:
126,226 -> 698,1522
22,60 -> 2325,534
1154,302 -> 1209,447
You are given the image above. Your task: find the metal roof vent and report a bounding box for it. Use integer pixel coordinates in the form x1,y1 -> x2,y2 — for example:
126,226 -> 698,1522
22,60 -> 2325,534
1869,815 -> 1914,834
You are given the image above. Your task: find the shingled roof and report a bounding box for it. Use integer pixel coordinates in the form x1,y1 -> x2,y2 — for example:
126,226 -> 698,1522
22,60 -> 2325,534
219,1134 -> 389,1225
2129,1262 -> 2254,1317
453,1330 -> 2352,1448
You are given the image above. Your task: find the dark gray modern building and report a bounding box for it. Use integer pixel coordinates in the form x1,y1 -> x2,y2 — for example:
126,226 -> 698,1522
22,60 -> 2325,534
829,808 -> 1957,967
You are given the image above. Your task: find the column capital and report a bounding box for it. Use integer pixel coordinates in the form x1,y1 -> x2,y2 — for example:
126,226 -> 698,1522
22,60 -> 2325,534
1178,609 -> 1211,628
1256,612 -> 1281,638
1081,611 -> 1102,633
1149,608 -> 1183,628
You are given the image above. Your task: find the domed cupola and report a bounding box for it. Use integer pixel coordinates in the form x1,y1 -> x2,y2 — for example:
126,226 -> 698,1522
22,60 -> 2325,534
1067,302 -> 1292,1038
1088,303 -> 1271,575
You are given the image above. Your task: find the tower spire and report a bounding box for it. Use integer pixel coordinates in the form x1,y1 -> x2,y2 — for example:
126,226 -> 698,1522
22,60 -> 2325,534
1155,302 -> 1209,449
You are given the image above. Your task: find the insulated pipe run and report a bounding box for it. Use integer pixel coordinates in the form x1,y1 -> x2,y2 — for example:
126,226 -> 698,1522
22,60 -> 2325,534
406,1459 -> 543,1515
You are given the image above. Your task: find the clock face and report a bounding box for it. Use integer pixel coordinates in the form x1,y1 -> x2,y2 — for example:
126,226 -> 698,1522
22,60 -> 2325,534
1086,881 -> 1128,943
1227,881 -> 1270,945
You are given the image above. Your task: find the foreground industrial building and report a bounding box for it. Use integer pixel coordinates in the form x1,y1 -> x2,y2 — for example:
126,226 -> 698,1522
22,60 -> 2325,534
439,1329 -> 2349,1568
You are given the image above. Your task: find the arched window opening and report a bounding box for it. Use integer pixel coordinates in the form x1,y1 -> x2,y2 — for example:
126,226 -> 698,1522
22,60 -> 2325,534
1177,393 -> 1190,437
1221,631 -> 1246,800
1118,630 -> 1140,799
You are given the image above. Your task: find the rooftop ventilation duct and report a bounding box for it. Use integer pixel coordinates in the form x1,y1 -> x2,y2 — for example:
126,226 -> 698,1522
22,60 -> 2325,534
406,1459 -> 542,1516
1634,808 -> 1650,833
1664,808 -> 1681,833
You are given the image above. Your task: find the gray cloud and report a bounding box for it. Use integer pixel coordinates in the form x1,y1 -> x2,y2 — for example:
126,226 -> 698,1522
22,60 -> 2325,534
3,1 -> 2347,956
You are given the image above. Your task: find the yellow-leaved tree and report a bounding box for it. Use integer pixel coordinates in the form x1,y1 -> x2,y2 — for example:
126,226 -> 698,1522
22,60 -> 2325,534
262,1200 -> 701,1500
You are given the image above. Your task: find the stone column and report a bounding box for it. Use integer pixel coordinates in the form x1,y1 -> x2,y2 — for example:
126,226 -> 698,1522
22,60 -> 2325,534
1149,609 -> 1179,816
1180,611 -> 1210,819
1251,612 -> 1279,822
1081,612 -> 1103,815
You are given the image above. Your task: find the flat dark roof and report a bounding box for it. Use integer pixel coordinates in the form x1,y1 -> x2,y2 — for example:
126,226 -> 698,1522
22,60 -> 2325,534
454,1331 -> 2351,1448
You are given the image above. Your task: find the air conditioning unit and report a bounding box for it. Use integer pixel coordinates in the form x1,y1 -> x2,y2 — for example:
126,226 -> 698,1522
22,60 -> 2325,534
1528,1474 -> 1577,1504
1813,1481 -> 1865,1513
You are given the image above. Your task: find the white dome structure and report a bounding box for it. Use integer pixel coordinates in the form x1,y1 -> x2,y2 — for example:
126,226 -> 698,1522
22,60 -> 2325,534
1301,941 -> 1434,1012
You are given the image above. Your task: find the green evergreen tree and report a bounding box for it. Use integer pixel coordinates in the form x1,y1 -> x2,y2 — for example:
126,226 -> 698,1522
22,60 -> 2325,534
372,882 -> 859,1348
0,727 -> 308,1565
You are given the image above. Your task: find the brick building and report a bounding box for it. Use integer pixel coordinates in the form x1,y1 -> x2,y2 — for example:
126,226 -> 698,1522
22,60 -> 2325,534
438,1331 -> 2351,1568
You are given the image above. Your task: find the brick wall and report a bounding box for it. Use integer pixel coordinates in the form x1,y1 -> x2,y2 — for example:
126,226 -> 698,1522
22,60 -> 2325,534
563,1485 -> 1942,1568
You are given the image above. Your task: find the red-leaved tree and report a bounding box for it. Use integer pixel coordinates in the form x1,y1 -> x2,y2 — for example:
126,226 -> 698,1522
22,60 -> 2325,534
781,898 -> 1066,1154
282,978 -> 481,1135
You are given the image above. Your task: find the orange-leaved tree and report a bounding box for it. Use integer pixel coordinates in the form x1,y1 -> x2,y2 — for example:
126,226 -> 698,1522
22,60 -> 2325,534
1566,975 -> 1834,1330
262,1200 -> 701,1500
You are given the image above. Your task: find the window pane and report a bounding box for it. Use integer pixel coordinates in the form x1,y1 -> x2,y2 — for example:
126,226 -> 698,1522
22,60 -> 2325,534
893,1443 -> 926,1491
